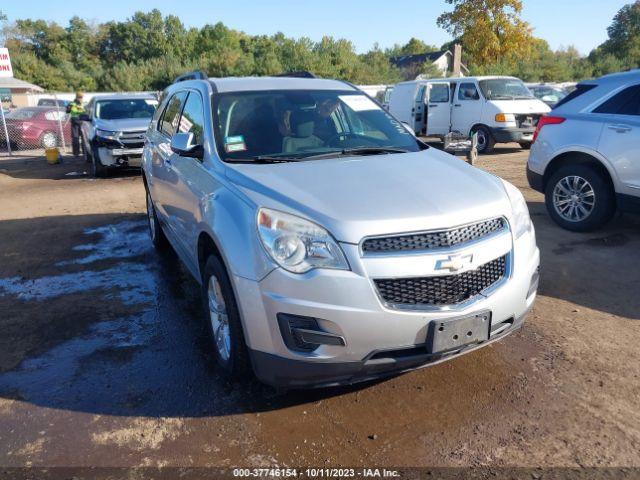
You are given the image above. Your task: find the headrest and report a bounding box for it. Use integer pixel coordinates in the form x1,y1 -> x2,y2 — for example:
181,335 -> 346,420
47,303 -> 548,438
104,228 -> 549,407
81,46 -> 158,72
291,110 -> 315,138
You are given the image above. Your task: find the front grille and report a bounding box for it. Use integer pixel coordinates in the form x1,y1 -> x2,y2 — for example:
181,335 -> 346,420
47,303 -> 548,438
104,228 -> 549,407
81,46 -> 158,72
362,218 -> 505,254
119,130 -> 146,148
514,114 -> 541,129
375,255 -> 507,307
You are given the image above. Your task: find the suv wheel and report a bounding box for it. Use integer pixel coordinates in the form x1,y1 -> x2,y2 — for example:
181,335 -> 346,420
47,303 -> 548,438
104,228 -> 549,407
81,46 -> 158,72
201,255 -> 250,380
472,125 -> 495,154
545,164 -> 615,232
91,152 -> 108,178
146,191 -> 168,250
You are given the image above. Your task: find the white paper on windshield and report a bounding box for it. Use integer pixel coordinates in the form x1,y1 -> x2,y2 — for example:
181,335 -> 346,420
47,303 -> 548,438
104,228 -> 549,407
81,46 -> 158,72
339,95 -> 380,112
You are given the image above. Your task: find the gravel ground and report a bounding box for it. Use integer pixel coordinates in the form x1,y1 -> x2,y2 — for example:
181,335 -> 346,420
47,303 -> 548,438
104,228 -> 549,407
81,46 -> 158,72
0,146 -> 638,473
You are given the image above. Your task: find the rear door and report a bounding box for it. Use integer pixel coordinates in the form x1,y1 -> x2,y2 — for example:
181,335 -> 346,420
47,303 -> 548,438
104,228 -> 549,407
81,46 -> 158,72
452,82 -> 484,135
149,91 -> 188,221
594,84 -> 640,196
426,82 -> 451,136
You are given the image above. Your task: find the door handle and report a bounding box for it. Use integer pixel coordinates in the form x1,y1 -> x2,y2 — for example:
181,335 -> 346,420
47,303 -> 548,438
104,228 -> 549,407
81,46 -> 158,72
608,124 -> 632,133
454,104 -> 462,107
429,104 -> 438,108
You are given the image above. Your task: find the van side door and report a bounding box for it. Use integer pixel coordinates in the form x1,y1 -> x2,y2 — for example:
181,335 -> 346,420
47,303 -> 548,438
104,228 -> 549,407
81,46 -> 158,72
413,84 -> 427,134
452,82 -> 484,136
426,82 -> 451,136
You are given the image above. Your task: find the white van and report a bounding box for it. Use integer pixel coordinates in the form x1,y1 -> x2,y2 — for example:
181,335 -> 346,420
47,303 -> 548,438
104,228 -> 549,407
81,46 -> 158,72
388,76 -> 551,153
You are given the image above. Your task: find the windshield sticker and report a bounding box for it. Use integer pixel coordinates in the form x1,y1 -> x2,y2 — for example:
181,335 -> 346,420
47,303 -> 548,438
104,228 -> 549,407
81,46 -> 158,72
144,99 -> 159,106
225,135 -> 246,153
339,95 -> 380,112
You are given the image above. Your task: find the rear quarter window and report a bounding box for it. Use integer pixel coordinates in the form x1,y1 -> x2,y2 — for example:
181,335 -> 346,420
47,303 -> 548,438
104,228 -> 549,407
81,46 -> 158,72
554,84 -> 597,109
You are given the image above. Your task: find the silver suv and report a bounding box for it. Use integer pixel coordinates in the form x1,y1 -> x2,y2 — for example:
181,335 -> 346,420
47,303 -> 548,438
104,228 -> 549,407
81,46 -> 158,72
527,70 -> 640,231
142,72 -> 540,388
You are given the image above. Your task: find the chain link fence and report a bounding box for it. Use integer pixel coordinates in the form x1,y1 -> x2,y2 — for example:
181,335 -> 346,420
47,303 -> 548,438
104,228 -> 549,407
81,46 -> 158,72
0,95 -> 71,158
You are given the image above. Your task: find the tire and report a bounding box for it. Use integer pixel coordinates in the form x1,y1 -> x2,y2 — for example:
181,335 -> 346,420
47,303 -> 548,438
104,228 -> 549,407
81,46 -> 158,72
545,164 -> 616,232
91,149 -> 108,178
40,131 -> 58,149
519,142 -> 532,150
145,190 -> 169,250
201,255 -> 251,380
471,125 -> 495,154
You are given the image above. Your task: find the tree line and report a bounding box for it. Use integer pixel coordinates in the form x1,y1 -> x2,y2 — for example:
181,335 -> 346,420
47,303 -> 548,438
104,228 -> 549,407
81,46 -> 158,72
0,1 -> 638,92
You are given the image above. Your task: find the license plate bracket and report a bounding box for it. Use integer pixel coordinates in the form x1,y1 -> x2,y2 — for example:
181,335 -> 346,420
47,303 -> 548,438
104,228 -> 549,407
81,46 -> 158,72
426,311 -> 491,354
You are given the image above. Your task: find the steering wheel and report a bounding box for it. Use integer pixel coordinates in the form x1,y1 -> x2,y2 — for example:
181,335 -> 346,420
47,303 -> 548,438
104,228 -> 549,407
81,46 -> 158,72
326,132 -> 378,148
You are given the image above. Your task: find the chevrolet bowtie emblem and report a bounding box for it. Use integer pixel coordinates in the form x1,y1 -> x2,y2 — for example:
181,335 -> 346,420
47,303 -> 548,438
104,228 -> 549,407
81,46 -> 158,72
436,254 -> 474,272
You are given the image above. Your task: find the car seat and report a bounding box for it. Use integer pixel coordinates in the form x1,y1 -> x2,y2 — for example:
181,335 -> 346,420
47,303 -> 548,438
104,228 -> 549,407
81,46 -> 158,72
282,110 -> 324,153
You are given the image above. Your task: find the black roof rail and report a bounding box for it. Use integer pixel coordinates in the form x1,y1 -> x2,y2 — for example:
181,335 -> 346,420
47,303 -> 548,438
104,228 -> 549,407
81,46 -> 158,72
173,71 -> 208,83
275,71 -> 317,79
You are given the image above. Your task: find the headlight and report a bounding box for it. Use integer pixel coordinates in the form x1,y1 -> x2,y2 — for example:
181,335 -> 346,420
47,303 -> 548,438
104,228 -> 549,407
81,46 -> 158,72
495,113 -> 516,123
501,179 -> 532,239
257,208 -> 349,274
95,129 -> 119,140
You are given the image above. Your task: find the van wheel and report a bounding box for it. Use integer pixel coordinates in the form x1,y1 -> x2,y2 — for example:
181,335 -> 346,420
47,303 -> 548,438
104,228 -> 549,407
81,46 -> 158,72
201,255 -> 251,380
545,164 -> 615,232
145,191 -> 169,250
472,126 -> 495,154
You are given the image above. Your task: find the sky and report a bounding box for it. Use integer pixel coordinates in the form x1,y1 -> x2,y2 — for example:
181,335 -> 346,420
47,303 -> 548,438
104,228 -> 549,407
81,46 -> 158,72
1,0 -> 631,55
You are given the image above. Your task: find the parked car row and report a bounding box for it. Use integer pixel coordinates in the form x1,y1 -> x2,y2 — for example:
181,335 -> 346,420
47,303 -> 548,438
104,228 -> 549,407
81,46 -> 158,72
0,107 -> 72,149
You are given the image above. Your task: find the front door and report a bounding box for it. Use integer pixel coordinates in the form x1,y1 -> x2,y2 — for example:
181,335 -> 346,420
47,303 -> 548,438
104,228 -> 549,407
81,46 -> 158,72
426,82 -> 451,136
413,84 -> 427,133
452,82 -> 484,136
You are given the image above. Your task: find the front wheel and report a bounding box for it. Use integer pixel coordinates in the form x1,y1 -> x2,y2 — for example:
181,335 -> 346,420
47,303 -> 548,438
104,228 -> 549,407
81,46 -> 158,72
545,164 -> 615,232
91,151 -> 108,178
471,126 -> 495,154
41,131 -> 58,149
201,255 -> 251,380
519,142 -> 532,150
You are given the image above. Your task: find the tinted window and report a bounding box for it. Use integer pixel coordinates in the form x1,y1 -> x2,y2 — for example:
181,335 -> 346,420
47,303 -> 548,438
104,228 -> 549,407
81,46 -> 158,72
430,84 -> 450,103
160,92 -> 187,137
458,83 -> 480,101
95,99 -> 157,120
178,92 -> 205,145
554,84 -> 597,109
593,85 -> 640,116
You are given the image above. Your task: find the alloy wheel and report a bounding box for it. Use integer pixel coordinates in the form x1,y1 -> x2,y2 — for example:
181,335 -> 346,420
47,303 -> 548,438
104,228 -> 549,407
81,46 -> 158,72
552,175 -> 596,222
42,132 -> 57,149
208,275 -> 231,362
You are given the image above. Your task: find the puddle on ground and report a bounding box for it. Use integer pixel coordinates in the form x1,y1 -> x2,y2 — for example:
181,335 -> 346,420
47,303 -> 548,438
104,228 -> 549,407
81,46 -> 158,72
0,220 -> 259,417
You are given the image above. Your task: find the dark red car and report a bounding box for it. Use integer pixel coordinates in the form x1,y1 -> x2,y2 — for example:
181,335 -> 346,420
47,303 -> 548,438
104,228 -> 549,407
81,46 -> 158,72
2,107 -> 72,149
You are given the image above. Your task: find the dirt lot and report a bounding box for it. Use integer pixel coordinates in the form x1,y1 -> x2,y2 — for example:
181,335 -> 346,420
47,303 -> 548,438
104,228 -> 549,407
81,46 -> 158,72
0,147 -> 639,473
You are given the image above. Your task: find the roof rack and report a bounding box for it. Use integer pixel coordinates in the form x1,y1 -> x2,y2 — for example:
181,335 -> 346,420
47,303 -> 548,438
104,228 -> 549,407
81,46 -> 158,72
173,71 -> 208,83
275,71 -> 317,79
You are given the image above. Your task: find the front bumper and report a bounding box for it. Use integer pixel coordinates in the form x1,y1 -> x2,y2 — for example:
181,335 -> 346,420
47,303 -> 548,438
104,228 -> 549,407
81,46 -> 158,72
233,223 -> 540,388
490,127 -> 535,144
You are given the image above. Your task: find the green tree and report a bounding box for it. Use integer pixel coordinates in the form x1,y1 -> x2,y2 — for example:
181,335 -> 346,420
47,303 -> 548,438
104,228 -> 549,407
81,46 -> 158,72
437,0 -> 533,69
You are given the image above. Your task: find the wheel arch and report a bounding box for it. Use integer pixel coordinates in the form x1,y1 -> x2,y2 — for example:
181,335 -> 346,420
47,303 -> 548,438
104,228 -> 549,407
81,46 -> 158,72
543,151 -> 616,195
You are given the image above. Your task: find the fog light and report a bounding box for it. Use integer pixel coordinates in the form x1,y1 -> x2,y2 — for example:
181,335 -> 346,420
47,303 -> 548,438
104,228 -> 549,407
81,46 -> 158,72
277,313 -> 345,353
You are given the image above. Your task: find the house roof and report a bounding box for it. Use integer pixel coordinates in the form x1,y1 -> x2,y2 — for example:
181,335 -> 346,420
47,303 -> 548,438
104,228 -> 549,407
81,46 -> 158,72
391,51 -> 449,69
0,77 -> 45,92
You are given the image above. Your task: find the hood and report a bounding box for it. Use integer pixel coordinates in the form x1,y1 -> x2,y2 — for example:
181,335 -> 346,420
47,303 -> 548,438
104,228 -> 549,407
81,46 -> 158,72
226,149 -> 512,244
490,98 -> 551,115
94,118 -> 152,132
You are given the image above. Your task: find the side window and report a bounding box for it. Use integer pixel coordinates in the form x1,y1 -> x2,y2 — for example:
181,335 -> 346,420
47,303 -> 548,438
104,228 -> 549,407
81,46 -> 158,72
178,91 -> 205,145
593,85 -> 640,116
430,84 -> 450,103
160,91 -> 187,137
458,83 -> 480,101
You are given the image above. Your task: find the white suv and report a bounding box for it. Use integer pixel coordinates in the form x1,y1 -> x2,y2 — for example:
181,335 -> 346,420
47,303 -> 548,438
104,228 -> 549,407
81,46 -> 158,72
527,70 -> 640,231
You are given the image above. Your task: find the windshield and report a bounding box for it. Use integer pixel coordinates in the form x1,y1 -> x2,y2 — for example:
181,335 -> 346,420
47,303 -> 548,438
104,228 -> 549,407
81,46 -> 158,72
213,90 -> 420,162
95,99 -> 157,120
531,87 -> 567,103
478,79 -> 534,100
6,109 -> 37,120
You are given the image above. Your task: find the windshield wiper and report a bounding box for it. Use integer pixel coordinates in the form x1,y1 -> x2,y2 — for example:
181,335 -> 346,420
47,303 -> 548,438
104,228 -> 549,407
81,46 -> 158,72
226,155 -> 303,164
300,147 -> 410,160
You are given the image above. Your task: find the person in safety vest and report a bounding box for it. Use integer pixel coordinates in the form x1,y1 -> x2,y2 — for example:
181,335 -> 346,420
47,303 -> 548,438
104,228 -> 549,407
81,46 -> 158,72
66,91 -> 85,156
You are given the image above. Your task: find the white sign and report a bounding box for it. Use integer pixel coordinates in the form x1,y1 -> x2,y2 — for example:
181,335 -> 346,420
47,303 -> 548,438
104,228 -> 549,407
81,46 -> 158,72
339,94 -> 380,112
0,48 -> 13,78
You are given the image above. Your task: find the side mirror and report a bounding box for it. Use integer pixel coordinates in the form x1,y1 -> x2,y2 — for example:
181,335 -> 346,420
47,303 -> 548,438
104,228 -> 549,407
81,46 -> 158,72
170,132 -> 204,159
78,113 -> 90,122
402,122 -> 416,136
